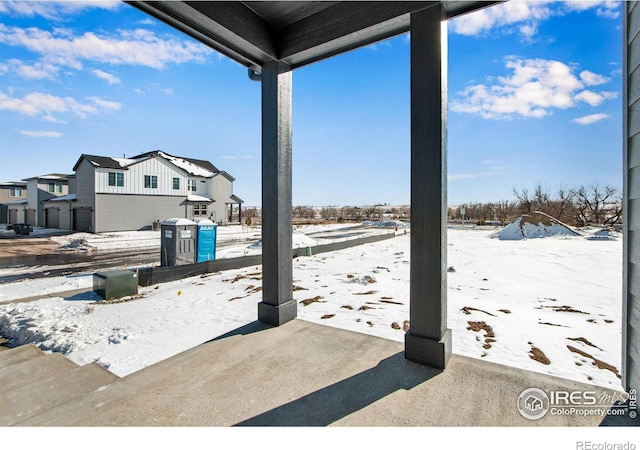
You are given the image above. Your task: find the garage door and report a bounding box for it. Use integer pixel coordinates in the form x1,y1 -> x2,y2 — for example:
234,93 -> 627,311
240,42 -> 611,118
73,208 -> 92,232
25,209 -> 36,225
45,208 -> 60,229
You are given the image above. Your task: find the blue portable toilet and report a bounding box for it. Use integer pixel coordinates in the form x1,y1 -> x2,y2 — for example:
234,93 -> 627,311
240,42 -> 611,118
194,218 -> 217,262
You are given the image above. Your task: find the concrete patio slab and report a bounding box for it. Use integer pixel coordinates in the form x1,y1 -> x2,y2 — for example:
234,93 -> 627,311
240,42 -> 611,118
17,320 -> 625,426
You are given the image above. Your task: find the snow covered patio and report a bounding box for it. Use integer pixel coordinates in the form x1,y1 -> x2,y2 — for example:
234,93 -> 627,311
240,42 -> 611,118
8,319 -> 624,427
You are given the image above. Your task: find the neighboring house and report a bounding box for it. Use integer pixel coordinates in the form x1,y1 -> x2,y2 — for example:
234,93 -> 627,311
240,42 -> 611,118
7,174 -> 70,227
0,181 -> 27,224
67,150 -> 243,232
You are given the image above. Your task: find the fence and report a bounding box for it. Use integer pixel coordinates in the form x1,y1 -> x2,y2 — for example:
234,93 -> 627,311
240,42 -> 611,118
137,231 -> 396,286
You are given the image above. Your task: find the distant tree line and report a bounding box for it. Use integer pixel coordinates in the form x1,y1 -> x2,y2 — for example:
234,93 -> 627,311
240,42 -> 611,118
318,205 -> 411,223
448,183 -> 623,227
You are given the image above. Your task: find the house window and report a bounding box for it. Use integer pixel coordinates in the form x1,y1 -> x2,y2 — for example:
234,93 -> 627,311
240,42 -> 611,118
9,187 -> 22,197
188,180 -> 197,192
193,203 -> 208,216
173,177 -> 180,190
144,175 -> 158,189
48,182 -> 62,193
108,172 -> 124,187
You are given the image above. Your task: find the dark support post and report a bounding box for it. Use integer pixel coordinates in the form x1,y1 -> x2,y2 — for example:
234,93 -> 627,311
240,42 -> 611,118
238,203 -> 242,224
258,60 -> 296,326
405,5 -> 451,369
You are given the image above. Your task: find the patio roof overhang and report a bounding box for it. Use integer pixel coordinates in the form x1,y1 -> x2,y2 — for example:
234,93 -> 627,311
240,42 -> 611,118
127,1 -> 501,70
126,0 -> 504,371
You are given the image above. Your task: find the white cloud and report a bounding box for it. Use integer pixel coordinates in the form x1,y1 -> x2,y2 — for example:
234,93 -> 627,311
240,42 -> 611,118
92,69 -> 120,85
132,84 -> 174,96
448,172 -> 490,181
450,0 -> 620,39
0,59 -> 59,79
0,91 -> 120,120
449,1 -> 553,37
574,90 -> 617,106
87,96 -> 121,111
0,24 -> 213,72
0,1 -> 120,20
20,130 -> 63,138
571,113 -> 610,125
222,155 -> 236,160
580,70 -> 610,86
451,58 -> 617,120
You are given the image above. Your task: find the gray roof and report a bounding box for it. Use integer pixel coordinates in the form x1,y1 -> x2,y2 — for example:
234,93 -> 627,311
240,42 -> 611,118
132,150 -> 220,174
128,1 -> 500,70
73,152 -> 221,177
73,154 -> 124,171
229,194 -> 245,204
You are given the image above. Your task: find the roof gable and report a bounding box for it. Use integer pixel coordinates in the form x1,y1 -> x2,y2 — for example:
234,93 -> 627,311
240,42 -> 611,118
131,150 -> 219,177
73,154 -> 128,171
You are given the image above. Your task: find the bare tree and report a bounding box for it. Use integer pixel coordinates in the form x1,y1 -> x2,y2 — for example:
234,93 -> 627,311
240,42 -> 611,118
570,184 -> 620,226
533,183 -> 551,212
513,187 -> 533,214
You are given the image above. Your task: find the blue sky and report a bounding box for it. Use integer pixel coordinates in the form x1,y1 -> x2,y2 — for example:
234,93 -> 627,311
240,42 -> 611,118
0,0 -> 623,206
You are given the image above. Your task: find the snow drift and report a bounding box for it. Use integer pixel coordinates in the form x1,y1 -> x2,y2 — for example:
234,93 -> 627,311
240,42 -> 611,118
492,212 -> 580,240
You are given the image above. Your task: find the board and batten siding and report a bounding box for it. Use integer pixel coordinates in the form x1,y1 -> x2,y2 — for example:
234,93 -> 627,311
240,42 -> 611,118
96,157 -> 188,196
625,1 -> 640,393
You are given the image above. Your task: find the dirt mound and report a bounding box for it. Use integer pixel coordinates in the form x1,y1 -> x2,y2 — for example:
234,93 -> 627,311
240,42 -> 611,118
491,212 -> 580,240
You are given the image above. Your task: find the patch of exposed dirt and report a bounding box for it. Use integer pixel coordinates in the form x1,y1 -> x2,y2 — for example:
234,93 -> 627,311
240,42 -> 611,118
321,314 -> 335,320
538,305 -> 588,314
228,295 -> 248,301
366,321 -> 374,327
300,296 -> 325,306
358,305 -> 376,311
353,290 -> 377,295
567,345 -> 621,378
292,285 -> 308,291
391,322 -> 401,330
529,346 -> 550,365
402,320 -> 410,331
228,274 -> 246,283
538,321 -> 568,327
380,299 -> 403,305
466,321 -> 495,349
245,286 -> 262,294
0,239 -> 59,257
567,337 -> 602,351
461,306 -> 496,317
341,305 -> 354,310
498,309 -> 511,314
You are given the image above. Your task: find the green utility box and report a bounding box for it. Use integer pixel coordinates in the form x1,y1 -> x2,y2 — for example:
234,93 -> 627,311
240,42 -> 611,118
93,269 -> 138,300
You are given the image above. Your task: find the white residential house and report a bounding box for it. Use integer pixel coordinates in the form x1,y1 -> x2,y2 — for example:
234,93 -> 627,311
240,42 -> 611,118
61,150 -> 243,232
7,174 -> 71,227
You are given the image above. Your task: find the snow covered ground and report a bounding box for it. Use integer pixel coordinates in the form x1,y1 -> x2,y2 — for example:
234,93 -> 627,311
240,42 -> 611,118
0,224 -> 624,392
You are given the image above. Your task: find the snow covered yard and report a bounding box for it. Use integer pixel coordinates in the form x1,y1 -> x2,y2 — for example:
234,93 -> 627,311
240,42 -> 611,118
0,226 -> 623,391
